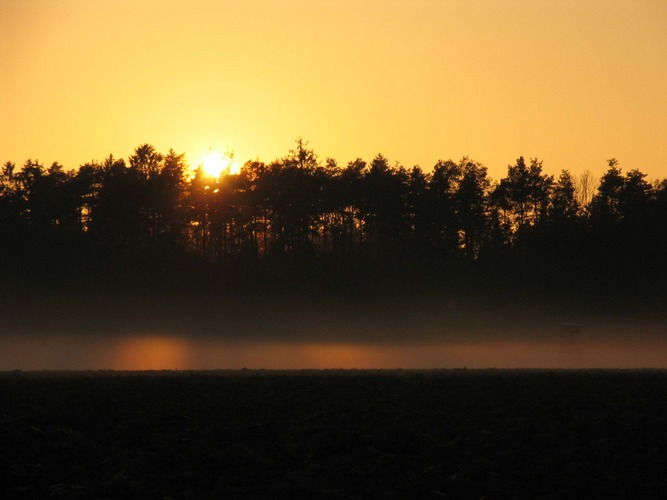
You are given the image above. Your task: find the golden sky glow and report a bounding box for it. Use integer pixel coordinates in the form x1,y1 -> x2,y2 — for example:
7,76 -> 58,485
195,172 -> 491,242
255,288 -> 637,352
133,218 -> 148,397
2,0 -> 666,180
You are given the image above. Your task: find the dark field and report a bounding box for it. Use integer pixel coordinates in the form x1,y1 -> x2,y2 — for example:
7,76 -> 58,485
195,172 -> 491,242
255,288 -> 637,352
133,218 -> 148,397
2,370 -> 666,499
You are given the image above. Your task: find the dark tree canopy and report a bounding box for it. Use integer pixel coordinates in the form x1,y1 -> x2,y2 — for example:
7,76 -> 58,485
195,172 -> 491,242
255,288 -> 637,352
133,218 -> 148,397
1,143 -> 665,308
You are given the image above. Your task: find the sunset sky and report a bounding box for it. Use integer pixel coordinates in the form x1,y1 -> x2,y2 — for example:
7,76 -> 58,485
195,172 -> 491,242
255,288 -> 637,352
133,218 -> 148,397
2,0 -> 666,181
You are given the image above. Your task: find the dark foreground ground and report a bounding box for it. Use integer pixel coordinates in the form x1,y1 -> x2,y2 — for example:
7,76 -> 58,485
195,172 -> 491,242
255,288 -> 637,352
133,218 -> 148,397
1,370 -> 666,499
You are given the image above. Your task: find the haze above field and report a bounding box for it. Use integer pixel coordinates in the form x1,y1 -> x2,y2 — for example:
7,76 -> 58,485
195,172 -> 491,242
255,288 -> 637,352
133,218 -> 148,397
2,0 -> 667,179
1,293 -> 666,370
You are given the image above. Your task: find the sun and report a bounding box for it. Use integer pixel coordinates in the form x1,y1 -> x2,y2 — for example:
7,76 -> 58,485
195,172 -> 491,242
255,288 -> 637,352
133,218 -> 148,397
202,152 -> 226,178
202,150 -> 241,177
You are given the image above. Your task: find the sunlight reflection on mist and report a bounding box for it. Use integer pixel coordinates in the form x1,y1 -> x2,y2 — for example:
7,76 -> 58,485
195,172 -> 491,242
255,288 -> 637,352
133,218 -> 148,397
105,336 -> 192,370
1,333 -> 667,370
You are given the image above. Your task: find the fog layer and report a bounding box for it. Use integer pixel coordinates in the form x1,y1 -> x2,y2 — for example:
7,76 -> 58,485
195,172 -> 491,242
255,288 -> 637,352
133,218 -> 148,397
2,294 -> 666,370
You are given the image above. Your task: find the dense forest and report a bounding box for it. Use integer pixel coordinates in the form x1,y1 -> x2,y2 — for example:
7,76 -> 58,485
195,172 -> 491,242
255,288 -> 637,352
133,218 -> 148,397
1,140 -> 666,312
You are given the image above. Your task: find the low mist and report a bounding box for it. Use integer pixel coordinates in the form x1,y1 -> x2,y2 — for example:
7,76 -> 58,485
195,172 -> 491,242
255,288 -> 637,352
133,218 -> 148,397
2,292 -> 666,370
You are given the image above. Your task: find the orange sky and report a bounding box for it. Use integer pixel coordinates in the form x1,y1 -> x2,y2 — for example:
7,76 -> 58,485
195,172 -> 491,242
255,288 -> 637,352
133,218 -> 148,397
2,0 -> 666,181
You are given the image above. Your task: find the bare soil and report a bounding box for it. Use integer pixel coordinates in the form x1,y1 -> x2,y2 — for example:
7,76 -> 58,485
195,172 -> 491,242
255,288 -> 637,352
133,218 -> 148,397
2,369 -> 666,499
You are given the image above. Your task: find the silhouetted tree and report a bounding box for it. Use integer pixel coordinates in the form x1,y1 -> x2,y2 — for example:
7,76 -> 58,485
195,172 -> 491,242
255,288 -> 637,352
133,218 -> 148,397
586,159 -> 658,296
339,158 -> 367,253
70,162 -> 100,233
153,149 -> 188,243
574,169 -> 596,217
129,143 -> 163,179
492,157 -> 553,237
455,158 -> 490,261
405,165 -> 430,247
0,161 -> 20,229
429,159 -> 461,255
590,159 -> 624,223
363,154 -> 409,259
1,161 -> 16,191
92,154 -> 144,250
620,168 -> 651,222
549,170 -> 579,222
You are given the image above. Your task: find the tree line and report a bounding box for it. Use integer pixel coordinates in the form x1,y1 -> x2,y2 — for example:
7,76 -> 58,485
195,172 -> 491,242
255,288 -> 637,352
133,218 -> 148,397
2,140 -> 666,304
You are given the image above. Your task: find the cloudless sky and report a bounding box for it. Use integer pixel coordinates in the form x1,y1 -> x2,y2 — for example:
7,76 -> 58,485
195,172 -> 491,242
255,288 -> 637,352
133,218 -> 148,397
2,0 -> 666,180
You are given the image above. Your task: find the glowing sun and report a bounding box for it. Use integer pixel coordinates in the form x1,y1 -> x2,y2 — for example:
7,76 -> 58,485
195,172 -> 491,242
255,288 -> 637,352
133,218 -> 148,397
202,151 -> 240,177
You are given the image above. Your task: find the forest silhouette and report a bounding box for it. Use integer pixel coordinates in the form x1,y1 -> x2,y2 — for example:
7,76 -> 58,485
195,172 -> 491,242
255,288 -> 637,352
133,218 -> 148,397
1,141 -> 666,323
